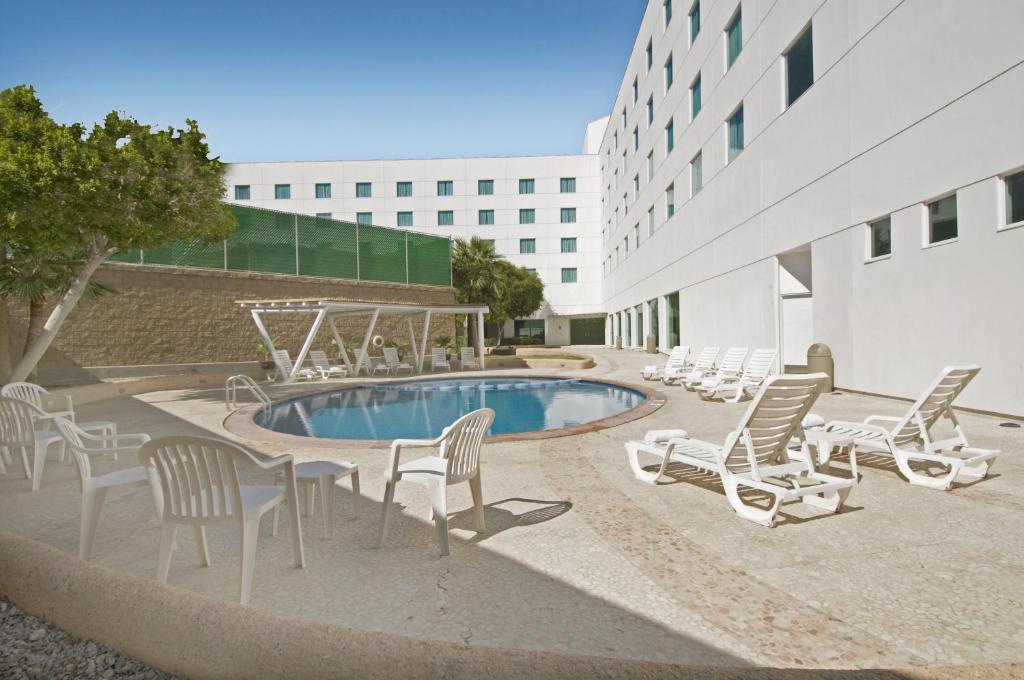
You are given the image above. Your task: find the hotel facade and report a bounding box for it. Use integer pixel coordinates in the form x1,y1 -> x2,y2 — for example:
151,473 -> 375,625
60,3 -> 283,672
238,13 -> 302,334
226,0 -> 1024,415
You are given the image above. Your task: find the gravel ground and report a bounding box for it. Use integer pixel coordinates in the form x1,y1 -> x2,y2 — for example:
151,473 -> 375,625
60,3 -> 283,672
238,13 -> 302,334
0,598 -> 177,679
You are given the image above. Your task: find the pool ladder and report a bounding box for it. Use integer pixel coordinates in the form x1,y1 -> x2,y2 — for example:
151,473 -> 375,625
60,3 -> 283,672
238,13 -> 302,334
225,375 -> 271,415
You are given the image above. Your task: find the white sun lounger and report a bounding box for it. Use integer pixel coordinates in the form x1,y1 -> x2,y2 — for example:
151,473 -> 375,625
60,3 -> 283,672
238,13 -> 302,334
382,347 -> 414,374
430,347 -> 451,372
699,349 -> 778,402
625,373 -> 856,527
824,365 -> 999,490
663,346 -> 718,385
460,347 -> 480,370
641,346 -> 689,380
272,350 -> 316,382
308,350 -> 346,379
682,346 -> 747,391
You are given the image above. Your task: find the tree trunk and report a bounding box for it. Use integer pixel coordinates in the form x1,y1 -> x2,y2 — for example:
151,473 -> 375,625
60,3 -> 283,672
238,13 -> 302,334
0,296 -> 11,384
23,295 -> 47,357
9,247 -> 111,384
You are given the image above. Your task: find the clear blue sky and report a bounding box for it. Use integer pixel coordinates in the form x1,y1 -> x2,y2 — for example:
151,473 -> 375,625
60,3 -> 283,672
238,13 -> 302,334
1,0 -> 645,162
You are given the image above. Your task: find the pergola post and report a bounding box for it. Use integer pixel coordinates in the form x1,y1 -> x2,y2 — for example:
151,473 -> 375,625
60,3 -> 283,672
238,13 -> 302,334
418,310 -> 431,373
250,309 -> 283,380
327,317 -> 353,374
405,318 -> 420,371
291,309 -> 327,383
356,308 -> 381,376
476,311 -> 485,370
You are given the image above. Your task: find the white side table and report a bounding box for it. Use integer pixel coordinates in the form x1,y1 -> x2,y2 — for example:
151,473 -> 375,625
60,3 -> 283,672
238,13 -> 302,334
806,429 -> 859,479
274,461 -> 360,538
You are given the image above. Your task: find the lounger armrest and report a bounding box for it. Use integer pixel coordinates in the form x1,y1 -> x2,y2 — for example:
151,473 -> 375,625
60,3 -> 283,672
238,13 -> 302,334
864,415 -> 902,426
78,431 -> 150,448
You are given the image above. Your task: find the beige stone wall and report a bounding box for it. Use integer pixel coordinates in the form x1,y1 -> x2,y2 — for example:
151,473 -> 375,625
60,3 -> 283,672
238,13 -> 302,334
6,263 -> 456,373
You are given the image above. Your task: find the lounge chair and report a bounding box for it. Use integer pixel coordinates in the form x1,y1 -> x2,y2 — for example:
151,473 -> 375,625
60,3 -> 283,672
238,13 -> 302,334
682,347 -> 747,390
460,347 -> 480,370
699,349 -> 778,402
380,408 -> 495,556
663,346 -> 719,385
140,436 -> 305,605
271,350 -> 316,382
641,346 -> 689,381
823,365 -> 999,490
353,349 -> 374,376
382,347 -> 414,375
308,350 -> 346,379
53,417 -> 155,560
625,373 -> 856,527
430,347 -> 451,372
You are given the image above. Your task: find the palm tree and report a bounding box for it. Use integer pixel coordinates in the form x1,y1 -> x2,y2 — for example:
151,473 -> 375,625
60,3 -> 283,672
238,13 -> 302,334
452,237 -> 506,348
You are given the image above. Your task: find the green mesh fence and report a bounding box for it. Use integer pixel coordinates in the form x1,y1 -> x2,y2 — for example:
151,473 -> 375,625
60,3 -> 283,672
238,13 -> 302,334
106,205 -> 451,286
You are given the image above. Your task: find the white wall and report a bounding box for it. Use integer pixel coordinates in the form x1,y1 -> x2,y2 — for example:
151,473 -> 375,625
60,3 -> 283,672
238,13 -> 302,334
597,0 -> 1024,414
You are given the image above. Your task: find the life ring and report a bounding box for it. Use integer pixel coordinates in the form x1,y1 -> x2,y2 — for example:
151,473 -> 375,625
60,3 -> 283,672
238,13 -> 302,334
371,335 -> 385,348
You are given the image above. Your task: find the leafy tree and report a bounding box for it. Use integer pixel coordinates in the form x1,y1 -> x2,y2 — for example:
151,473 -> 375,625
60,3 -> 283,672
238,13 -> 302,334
0,85 -> 236,382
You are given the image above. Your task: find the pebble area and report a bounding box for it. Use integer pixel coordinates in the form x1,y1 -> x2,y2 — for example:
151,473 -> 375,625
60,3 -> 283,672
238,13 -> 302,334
0,598 -> 177,680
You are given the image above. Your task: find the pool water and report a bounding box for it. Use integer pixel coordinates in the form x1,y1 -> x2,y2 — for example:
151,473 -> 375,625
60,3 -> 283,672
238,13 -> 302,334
256,377 -> 645,440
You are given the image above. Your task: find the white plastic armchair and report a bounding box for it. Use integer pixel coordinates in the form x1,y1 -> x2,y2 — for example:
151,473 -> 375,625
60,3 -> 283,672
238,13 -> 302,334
625,374 -> 856,527
53,418 -> 156,560
824,365 -> 998,490
380,408 -> 495,556
700,349 -> 778,402
139,436 -> 305,604
0,396 -> 60,485
430,347 -> 451,372
1,382 -> 74,422
460,347 -> 480,370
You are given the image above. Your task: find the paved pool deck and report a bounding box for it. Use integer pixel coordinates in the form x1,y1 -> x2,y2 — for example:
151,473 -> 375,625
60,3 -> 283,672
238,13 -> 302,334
1,347 -> 1021,674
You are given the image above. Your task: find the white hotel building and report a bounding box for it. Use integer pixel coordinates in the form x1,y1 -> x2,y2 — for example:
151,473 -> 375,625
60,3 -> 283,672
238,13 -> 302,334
227,0 -> 1024,416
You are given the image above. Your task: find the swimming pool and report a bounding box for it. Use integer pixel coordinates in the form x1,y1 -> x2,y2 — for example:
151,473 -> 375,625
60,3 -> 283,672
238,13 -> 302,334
255,377 -> 646,440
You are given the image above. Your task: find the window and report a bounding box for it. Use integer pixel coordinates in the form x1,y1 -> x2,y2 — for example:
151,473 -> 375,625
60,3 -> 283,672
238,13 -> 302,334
633,223 -> 640,248
614,131 -> 618,150
868,216 -> 891,259
690,73 -> 702,119
356,212 -> 372,225
520,238 -> 536,254
664,0 -> 673,27
647,206 -> 655,234
691,152 -> 703,195
727,105 -> 744,162
315,183 -> 331,199
560,177 -> 576,193
481,239 -> 495,249
561,268 -> 578,283
615,246 -> 620,264
526,268 -> 537,275
647,96 -> 654,125
397,211 -> 413,227
689,0 -> 700,43
560,237 -> 577,253
437,180 -> 453,196
647,152 -> 654,183
666,118 -> 674,153
315,212 -> 331,219
632,126 -> 639,152
515,319 -> 545,341
927,194 -> 958,244
632,77 -> 638,104
621,107 -> 626,129
666,183 -> 675,217
633,173 -> 640,196
396,181 -> 412,197
726,7 -> 742,68
355,182 -> 371,198
786,24 -> 814,106
438,210 -> 454,226
623,235 -> 629,255
478,179 -> 494,195
519,178 -> 535,194
519,208 -> 535,224
234,185 -> 250,200
274,184 -> 290,199
645,39 -> 653,71
1005,170 -> 1024,226
664,54 -> 673,91
560,208 -> 577,223
479,209 -> 495,225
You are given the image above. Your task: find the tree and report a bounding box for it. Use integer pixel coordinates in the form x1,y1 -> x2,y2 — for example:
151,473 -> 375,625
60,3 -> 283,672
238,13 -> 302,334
0,85 -> 236,383
488,261 -> 544,343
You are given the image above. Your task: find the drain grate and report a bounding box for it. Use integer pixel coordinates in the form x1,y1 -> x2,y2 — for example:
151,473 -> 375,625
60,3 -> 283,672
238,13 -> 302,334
999,422 -> 1021,428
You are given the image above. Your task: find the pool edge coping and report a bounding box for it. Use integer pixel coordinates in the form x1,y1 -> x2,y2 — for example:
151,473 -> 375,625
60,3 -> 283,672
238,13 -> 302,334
223,374 -> 666,449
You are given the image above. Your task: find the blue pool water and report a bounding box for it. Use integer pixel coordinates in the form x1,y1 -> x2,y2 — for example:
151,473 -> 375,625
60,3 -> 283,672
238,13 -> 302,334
256,377 -> 645,440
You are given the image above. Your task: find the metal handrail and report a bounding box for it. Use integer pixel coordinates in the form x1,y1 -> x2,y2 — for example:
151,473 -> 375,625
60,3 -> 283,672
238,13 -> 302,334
225,375 -> 271,415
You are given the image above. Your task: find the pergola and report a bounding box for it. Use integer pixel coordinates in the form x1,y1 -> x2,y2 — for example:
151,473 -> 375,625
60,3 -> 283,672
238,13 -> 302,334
237,298 -> 490,383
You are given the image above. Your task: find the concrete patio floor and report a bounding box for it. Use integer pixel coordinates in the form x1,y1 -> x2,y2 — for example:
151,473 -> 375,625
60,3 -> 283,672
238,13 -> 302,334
1,347 -> 1021,673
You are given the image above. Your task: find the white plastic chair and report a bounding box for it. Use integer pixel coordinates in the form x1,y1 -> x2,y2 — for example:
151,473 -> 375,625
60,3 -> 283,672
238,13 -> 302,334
430,347 -> 451,372
1,381 -> 117,454
663,346 -> 719,385
380,408 -> 495,556
824,365 -> 999,490
641,345 -> 689,380
0,396 -> 62,485
625,374 -> 856,527
139,436 -> 305,604
53,417 -> 156,560
308,350 -> 346,379
382,347 -> 414,375
683,346 -> 747,390
459,347 -> 480,370
699,349 -> 778,402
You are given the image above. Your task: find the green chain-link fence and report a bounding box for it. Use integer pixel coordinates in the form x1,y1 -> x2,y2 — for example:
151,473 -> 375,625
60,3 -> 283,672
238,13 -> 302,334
110,205 -> 452,286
